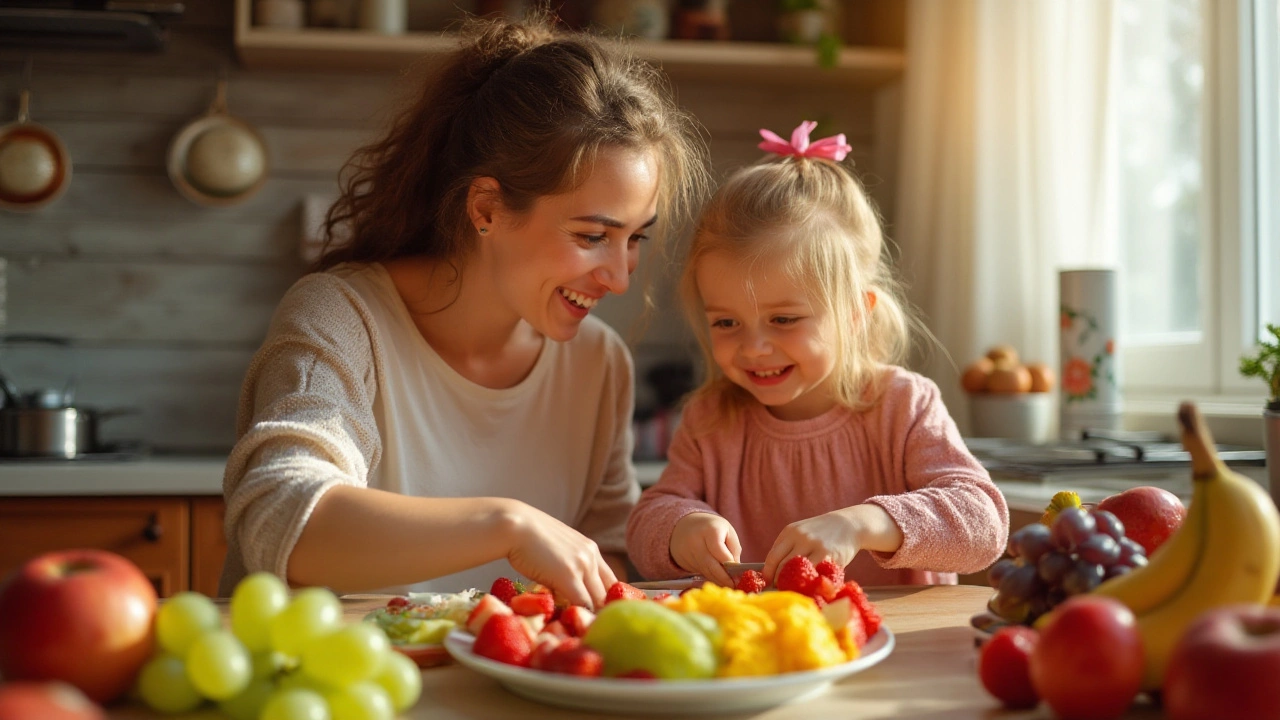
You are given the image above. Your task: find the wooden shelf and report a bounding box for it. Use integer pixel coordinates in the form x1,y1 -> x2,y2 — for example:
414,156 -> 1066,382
233,3 -> 903,87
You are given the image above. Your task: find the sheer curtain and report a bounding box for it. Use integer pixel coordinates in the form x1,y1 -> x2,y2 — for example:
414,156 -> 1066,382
896,0 -> 1122,431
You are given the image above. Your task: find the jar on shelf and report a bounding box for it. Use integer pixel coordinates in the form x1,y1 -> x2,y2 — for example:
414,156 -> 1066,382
357,0 -> 406,34
672,0 -> 730,40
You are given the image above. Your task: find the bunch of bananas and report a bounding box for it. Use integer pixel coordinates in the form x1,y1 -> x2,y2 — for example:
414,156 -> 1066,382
1084,402 -> 1280,690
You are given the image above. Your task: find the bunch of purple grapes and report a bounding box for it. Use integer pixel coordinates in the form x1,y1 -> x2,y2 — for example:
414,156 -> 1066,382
987,507 -> 1148,624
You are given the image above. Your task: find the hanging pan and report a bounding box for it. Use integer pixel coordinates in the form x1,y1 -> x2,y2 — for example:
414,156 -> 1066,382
0,88 -> 72,213
167,79 -> 269,207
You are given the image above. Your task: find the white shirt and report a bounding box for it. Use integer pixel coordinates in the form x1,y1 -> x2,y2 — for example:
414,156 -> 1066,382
220,263 -> 640,595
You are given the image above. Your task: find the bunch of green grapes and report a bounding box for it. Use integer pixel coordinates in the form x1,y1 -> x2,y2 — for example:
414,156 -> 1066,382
135,573 -> 422,720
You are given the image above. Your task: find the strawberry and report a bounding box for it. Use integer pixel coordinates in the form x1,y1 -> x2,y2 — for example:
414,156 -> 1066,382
473,613 -> 534,666
542,620 -> 570,638
529,633 -> 565,670
542,639 -> 604,677
385,596 -> 410,610
465,594 -> 513,635
833,580 -> 883,637
775,555 -> 820,597
651,592 -> 672,602
510,592 -> 556,621
559,606 -> 596,637
735,569 -> 766,594
815,559 -> 845,586
489,577 -> 521,605
604,581 -> 647,604
814,576 -> 838,603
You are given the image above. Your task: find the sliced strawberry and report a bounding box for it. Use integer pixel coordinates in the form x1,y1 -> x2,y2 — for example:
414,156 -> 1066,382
775,555 -> 820,597
833,580 -> 883,637
465,594 -> 513,635
814,576 -> 838,603
473,614 -> 534,667
542,620 -> 570,639
735,569 -> 767,593
510,592 -> 556,620
559,606 -> 596,638
542,639 -> 604,677
529,633 -> 565,670
815,559 -> 845,586
604,581 -> 647,604
385,596 -> 410,610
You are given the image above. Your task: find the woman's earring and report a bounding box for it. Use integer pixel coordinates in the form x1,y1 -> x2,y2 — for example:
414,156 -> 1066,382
477,226 -> 488,235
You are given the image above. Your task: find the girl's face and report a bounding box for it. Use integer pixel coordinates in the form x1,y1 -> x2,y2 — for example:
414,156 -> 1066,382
695,249 -> 840,420
488,146 -> 660,342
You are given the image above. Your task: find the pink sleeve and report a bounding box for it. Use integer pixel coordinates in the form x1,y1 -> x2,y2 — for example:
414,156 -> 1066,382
625,410 -> 720,580
864,376 -> 1009,575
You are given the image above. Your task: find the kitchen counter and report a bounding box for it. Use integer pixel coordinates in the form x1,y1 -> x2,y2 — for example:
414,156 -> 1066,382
0,456 -> 226,496
104,584 -> 1160,719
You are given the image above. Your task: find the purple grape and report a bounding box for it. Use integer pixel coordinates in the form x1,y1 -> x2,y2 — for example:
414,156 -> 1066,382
1037,550 -> 1074,585
1117,537 -> 1147,563
1104,564 -> 1133,580
1091,510 -> 1126,541
1050,507 -> 1097,550
1011,523 -> 1055,564
1060,559 -> 1105,595
998,563 -> 1042,602
988,558 -> 1019,590
1075,534 -> 1122,566
989,591 -> 1031,624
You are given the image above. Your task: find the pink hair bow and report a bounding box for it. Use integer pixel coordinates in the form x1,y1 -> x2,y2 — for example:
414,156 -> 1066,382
758,120 -> 851,162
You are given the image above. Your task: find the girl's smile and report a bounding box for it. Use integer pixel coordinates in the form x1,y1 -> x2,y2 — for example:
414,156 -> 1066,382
744,365 -> 795,385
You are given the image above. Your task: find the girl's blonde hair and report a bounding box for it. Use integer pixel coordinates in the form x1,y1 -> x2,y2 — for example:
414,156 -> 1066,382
680,155 -> 916,426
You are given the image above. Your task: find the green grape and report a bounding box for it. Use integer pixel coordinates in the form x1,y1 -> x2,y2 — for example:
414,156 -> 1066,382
136,654 -> 204,714
372,650 -> 422,712
218,678 -> 275,720
231,572 -> 290,652
186,629 -> 252,700
301,624 -> 391,686
271,587 -> 343,657
156,591 -> 221,656
253,650 -> 291,680
325,682 -> 394,720
261,688 -> 332,720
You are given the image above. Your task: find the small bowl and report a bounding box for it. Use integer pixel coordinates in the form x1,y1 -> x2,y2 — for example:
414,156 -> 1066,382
0,123 -> 72,212
970,392 -> 1053,444
167,114 -> 268,208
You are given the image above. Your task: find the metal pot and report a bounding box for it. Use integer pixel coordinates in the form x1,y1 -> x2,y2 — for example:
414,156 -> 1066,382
0,406 -> 125,458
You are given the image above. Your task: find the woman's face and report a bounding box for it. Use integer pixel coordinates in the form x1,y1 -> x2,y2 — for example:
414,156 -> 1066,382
488,146 -> 660,342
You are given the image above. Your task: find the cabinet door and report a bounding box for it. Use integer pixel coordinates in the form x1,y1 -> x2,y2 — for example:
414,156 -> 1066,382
0,497 -> 188,597
191,497 -> 228,597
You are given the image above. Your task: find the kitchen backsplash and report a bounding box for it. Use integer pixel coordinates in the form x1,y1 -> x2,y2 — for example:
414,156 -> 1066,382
0,0 -> 899,453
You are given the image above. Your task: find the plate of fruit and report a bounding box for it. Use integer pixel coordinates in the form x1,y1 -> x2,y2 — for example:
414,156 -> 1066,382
445,561 -> 894,715
363,588 -> 484,668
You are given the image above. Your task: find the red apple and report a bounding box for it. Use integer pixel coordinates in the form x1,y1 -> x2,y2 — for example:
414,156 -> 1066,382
0,549 -> 157,704
0,681 -> 105,720
1163,604 -> 1280,720
1095,485 -> 1186,555
1029,596 -> 1143,720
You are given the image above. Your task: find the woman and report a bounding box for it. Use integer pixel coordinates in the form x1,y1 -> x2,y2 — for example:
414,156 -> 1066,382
219,14 -> 709,608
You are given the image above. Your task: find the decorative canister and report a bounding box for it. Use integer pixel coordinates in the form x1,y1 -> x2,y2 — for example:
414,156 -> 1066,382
1059,269 -> 1122,439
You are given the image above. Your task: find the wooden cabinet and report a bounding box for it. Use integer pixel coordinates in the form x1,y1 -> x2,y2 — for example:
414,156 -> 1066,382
0,496 -> 225,598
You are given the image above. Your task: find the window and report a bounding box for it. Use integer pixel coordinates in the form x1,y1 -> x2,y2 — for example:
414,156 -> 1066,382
1120,0 -> 1279,402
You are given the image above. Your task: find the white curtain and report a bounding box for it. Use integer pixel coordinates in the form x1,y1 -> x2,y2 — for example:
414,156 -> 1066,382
896,0 -> 1123,432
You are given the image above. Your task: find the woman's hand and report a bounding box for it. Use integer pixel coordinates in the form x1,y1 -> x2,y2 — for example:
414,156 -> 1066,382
502,501 -> 617,610
761,504 -> 903,583
669,512 -> 741,587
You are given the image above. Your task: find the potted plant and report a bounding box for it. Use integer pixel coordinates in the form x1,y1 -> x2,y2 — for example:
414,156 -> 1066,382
1239,322 -> 1280,501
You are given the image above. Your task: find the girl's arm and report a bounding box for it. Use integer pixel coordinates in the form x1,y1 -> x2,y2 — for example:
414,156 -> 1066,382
290,486 -> 616,607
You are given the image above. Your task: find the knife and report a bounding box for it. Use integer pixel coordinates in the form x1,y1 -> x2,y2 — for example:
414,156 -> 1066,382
629,562 -> 768,591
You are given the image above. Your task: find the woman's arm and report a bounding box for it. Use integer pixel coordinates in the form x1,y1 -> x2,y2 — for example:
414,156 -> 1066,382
289,486 -> 617,607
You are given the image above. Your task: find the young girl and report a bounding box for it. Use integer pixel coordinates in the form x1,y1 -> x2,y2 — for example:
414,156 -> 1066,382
626,122 -> 1008,589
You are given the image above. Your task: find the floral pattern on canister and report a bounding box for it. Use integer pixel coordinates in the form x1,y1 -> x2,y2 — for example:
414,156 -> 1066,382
1059,303 -> 1116,405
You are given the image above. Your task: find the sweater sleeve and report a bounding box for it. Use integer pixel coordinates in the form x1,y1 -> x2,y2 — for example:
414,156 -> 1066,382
625,400 -> 721,580
574,330 -> 641,555
863,374 -> 1009,575
220,273 -> 384,590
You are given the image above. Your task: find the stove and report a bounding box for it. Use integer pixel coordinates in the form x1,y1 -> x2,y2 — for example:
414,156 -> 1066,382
966,429 -> 1266,480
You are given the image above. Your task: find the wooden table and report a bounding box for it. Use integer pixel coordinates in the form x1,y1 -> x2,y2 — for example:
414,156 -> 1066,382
108,585 -> 1163,719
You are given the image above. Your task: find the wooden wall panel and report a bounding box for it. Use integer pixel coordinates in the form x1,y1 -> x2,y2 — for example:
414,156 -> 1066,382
0,0 -> 899,452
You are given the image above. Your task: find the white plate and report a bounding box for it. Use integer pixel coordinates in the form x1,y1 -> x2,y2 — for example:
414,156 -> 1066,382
443,625 -> 895,715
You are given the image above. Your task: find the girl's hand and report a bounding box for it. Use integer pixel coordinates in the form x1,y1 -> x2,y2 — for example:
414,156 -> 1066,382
503,502 -> 617,610
761,510 -> 861,582
669,512 -> 741,587
761,504 -> 904,583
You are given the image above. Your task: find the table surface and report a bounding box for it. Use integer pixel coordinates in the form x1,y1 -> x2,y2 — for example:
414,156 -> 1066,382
105,584 -> 1164,720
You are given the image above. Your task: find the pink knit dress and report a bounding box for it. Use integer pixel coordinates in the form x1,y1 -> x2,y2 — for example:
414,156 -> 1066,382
626,366 -> 1009,585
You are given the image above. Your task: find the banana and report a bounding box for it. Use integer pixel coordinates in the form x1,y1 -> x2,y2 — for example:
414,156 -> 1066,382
1091,402 -> 1280,690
